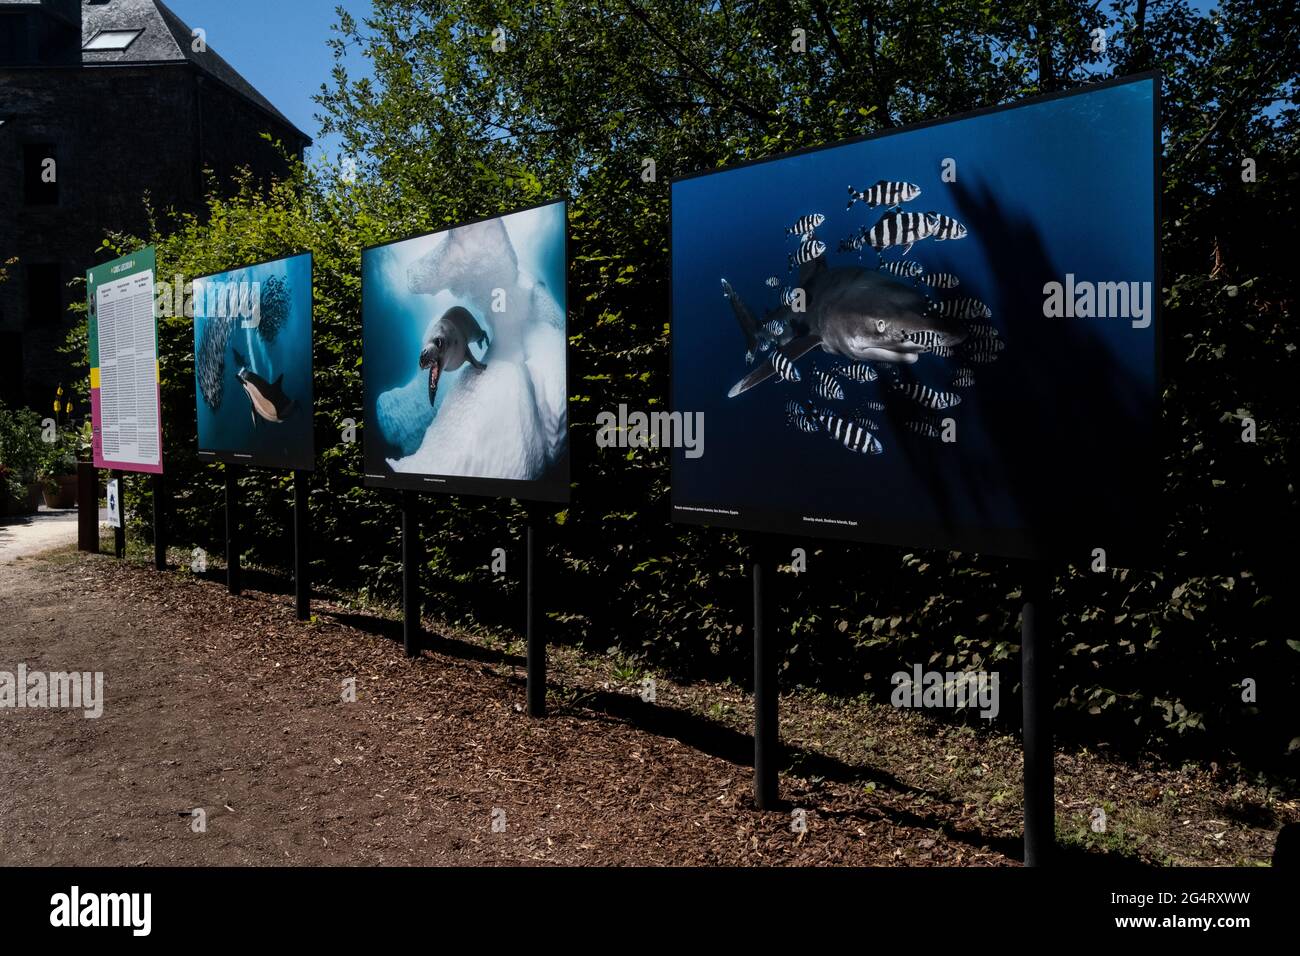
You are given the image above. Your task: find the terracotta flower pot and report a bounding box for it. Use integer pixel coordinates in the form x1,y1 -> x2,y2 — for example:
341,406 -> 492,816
42,474 -> 79,510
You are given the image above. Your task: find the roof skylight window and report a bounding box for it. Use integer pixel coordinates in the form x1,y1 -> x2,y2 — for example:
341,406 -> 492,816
83,29 -> 144,52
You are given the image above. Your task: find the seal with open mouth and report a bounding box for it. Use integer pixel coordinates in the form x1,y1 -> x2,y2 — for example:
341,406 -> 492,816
419,306 -> 490,406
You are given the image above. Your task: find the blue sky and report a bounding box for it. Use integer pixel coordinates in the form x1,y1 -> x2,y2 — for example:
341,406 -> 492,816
166,0 -> 375,160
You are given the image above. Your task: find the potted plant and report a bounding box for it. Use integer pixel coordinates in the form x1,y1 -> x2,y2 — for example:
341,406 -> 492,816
0,402 -> 44,515
0,461 -> 24,515
36,427 -> 80,509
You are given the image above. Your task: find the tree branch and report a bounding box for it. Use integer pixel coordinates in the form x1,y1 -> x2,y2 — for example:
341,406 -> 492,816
619,0 -> 772,128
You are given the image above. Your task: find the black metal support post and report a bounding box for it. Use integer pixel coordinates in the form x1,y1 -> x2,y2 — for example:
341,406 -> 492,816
151,473 -> 166,571
525,509 -> 546,718
77,462 -> 99,554
401,490 -> 421,657
293,470 -> 310,620
752,538 -> 779,809
225,468 -> 241,595
1022,566 -> 1055,866
111,469 -> 125,559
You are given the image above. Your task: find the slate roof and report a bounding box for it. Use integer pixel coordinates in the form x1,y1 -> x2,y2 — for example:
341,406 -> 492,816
80,0 -> 309,143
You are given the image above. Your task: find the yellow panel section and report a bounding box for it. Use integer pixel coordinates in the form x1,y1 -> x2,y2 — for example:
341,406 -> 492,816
90,368 -> 100,389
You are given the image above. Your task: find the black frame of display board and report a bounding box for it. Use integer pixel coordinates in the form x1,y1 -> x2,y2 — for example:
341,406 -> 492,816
358,197 -> 571,505
191,250 -> 316,473
666,71 -> 1162,567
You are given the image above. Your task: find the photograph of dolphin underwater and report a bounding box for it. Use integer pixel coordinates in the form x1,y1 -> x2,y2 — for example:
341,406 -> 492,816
671,77 -> 1158,561
192,252 -> 314,471
361,199 -> 569,502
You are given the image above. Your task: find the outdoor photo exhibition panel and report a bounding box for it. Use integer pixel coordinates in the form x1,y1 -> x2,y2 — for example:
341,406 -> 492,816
191,252 -> 315,472
670,75 -> 1159,565
361,198 -> 570,504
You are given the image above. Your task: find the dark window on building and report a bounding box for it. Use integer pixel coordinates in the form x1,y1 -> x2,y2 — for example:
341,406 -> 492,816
23,144 -> 59,205
0,332 -> 23,409
0,14 -> 31,65
25,263 -> 62,328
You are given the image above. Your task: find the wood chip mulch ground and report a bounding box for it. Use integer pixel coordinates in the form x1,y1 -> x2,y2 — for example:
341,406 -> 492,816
0,549 -> 1291,866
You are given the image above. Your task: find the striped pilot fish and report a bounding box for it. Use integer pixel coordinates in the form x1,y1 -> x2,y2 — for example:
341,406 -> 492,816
847,180 -> 921,210
785,213 -> 825,237
890,379 -> 962,411
924,212 -> 968,241
835,362 -> 878,383
806,403 -> 884,454
880,259 -> 924,279
931,297 -> 992,320
864,211 -> 936,256
838,230 -> 871,253
758,338 -> 774,353
769,348 -> 801,382
903,329 -> 953,351
929,345 -> 957,357
788,237 -> 826,270
966,322 -> 999,339
964,338 -> 1005,364
905,417 -> 944,439
761,318 -> 787,337
865,400 -> 886,412
780,286 -> 802,306
813,369 -> 845,400
854,415 -> 881,432
785,400 -> 820,433
951,367 -> 975,388
923,273 -> 960,289
765,276 -> 781,288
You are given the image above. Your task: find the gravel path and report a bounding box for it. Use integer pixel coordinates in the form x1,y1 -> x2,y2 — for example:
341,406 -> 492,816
0,510 -> 81,564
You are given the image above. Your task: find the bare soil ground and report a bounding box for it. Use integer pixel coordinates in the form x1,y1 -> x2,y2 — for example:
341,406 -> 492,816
0,545 -> 1292,866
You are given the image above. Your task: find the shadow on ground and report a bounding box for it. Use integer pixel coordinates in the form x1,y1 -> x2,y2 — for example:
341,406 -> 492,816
149,567 -> 1158,867
323,607 -> 1153,868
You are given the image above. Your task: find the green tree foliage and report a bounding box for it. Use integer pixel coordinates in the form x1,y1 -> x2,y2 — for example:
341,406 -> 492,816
0,402 -> 46,499
72,0 -> 1298,762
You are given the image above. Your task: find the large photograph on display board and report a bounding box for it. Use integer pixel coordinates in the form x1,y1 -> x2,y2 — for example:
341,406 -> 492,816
362,199 -> 569,502
191,253 -> 314,471
88,247 -> 164,474
670,75 -> 1159,562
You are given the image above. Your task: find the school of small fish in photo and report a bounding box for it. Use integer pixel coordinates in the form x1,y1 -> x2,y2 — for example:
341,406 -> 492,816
670,77 -> 1158,561
725,182 -> 995,458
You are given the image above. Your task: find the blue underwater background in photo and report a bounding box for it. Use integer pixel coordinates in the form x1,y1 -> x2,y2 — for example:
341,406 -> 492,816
671,78 -> 1158,560
360,201 -> 567,477
192,253 -> 314,470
